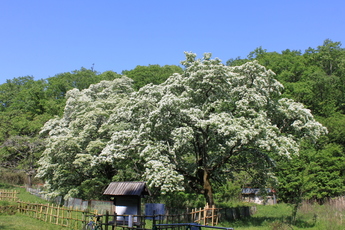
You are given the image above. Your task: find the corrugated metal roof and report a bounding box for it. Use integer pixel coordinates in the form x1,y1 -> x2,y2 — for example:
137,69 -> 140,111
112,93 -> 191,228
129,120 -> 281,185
103,181 -> 151,196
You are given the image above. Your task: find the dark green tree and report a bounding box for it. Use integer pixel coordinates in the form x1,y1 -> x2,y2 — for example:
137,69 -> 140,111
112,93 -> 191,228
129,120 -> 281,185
276,142 -> 345,203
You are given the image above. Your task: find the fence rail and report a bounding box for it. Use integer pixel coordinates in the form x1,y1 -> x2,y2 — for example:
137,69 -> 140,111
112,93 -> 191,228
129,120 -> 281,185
191,204 -> 219,225
0,189 -> 19,201
84,212 -> 195,230
17,201 -> 92,230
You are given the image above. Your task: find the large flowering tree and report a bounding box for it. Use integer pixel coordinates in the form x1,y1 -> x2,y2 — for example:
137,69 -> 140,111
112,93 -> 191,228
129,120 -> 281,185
38,53 -> 326,204
98,53 -> 326,205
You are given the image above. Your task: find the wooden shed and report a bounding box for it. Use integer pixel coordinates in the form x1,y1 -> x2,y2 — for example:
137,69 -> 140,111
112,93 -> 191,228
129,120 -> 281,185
103,182 -> 151,217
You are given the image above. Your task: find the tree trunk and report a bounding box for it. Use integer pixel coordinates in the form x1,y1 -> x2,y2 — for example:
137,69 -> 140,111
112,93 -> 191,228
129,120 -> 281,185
27,174 -> 32,188
203,169 -> 214,206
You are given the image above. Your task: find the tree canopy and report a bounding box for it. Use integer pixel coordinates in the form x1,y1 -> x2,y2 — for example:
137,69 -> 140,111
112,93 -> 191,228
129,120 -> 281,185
37,53 -> 326,204
122,64 -> 183,90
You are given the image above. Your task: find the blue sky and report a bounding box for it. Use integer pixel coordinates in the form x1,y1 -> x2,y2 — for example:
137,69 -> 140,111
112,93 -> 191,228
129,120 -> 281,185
1,0 -> 344,84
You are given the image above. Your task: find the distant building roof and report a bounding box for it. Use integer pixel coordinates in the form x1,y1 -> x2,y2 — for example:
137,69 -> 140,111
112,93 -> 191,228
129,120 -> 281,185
103,181 -> 151,196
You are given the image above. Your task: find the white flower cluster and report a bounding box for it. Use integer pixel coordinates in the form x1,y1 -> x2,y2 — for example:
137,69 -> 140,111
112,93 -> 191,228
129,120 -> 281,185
144,159 -> 184,193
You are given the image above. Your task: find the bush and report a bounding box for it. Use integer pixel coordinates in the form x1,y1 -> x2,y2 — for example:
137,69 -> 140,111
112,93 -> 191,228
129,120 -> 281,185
268,220 -> 291,230
0,168 -> 26,185
0,182 -> 14,189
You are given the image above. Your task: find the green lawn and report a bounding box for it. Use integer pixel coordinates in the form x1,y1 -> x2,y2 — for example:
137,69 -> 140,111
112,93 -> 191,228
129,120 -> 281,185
0,213 -> 67,230
0,184 -> 68,229
218,202 -> 344,230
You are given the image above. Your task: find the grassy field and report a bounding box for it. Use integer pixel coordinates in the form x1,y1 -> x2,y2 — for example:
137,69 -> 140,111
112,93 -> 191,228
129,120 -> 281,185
0,183 -> 67,229
0,213 -> 67,230
218,201 -> 345,230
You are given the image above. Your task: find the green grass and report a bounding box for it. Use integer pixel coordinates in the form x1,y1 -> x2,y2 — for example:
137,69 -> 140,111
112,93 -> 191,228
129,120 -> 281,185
0,183 -> 15,190
216,204 -> 293,230
0,213 -> 67,230
15,186 -> 51,204
0,183 -> 67,229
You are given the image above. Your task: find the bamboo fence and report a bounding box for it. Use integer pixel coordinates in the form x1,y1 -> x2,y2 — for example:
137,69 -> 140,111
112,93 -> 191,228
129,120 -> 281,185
0,189 -> 247,229
190,204 -> 219,226
17,201 -> 93,230
0,189 -> 19,201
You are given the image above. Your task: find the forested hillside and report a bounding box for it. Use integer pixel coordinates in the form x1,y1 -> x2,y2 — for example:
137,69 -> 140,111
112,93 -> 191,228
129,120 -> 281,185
0,39 -> 344,206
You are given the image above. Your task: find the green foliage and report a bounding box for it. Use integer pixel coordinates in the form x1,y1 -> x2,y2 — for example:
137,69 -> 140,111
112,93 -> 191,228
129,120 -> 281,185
0,182 -> 14,189
214,182 -> 241,205
0,77 -> 51,141
227,39 -> 345,118
0,169 -> 26,185
0,200 -> 12,206
153,191 -> 205,209
227,39 -> 345,204
318,112 -> 345,146
214,175 -> 246,206
122,64 -> 183,90
276,142 -> 345,204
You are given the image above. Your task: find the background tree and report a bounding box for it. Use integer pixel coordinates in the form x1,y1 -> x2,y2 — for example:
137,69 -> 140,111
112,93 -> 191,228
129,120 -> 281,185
0,136 -> 45,187
45,68 -> 121,113
0,77 -> 50,141
122,64 -> 183,90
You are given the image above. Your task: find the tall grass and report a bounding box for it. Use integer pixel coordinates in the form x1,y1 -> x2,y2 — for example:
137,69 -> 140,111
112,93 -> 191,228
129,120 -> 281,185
220,203 -> 294,230
297,198 -> 345,230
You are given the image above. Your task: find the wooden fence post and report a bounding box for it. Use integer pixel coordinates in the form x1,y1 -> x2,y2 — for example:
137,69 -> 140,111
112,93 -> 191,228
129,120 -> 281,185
105,210 -> 109,230
211,205 -> 215,225
49,203 -> 53,223
203,205 -> 207,225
